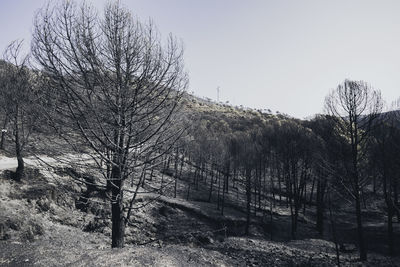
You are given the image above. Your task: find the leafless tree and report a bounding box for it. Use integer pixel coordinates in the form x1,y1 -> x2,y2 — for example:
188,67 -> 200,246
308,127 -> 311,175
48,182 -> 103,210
324,79 -> 383,261
371,118 -> 400,256
0,60 -> 9,150
32,0 -> 187,248
0,40 -> 40,180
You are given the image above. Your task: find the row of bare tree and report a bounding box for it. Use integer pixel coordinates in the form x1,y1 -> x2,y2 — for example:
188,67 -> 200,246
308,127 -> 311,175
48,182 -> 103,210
174,80 -> 398,262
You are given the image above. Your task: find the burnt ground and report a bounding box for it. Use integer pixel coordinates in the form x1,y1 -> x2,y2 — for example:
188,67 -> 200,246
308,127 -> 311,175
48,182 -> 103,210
0,156 -> 399,266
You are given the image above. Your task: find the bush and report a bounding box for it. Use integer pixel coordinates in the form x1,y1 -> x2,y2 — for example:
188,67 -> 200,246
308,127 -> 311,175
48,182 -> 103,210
0,223 -> 10,240
5,217 -> 22,231
19,220 -> 45,242
36,198 -> 51,212
83,219 -> 109,233
30,220 -> 45,236
20,228 -> 35,242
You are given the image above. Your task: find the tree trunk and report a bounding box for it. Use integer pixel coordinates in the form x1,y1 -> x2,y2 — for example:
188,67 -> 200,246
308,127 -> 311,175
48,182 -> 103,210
383,168 -> 394,256
0,114 -> 8,150
233,167 -> 236,188
289,194 -> 299,240
15,155 -> 24,181
174,148 -> 179,177
351,124 -> 367,261
217,170 -> 221,210
149,168 -> 154,181
270,191 -> 273,240
245,168 -> 251,235
111,166 -> 125,248
328,192 -> 340,267
355,193 -> 367,261
160,155 -> 166,195
270,167 -> 276,206
292,208 -> 298,240
203,162 -> 207,185
208,164 -> 214,202
225,167 -> 229,193
179,153 -> 184,178
140,163 -> 147,187
221,172 -> 226,215
111,119 -> 126,248
277,166 -> 282,203
373,174 -> 377,195
393,179 -> 400,222
107,150 -> 113,190
186,183 -> 191,201
316,179 -> 326,235
309,175 -> 316,206
174,175 -> 177,198
14,111 -> 24,181
388,203 -> 394,256
174,149 -> 178,198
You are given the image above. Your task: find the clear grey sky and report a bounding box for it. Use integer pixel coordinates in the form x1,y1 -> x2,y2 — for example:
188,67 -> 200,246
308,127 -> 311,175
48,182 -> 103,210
1,0 -> 400,118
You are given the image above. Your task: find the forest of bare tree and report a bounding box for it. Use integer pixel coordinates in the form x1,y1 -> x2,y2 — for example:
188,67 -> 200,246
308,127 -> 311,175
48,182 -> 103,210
1,1 -> 400,266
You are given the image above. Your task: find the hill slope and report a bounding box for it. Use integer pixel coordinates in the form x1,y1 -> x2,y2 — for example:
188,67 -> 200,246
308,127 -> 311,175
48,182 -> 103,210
0,154 -> 399,266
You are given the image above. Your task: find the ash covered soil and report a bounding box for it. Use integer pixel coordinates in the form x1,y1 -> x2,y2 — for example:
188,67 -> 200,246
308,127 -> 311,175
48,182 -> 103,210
0,158 -> 399,266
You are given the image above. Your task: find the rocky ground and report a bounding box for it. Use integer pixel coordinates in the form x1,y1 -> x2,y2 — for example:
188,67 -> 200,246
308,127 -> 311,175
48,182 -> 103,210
0,155 -> 399,266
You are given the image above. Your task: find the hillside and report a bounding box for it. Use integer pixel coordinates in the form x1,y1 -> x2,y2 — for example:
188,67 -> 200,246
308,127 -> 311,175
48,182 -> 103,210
0,53 -> 399,267
0,93 -> 399,266
2,0 -> 400,265
1,157 -> 397,267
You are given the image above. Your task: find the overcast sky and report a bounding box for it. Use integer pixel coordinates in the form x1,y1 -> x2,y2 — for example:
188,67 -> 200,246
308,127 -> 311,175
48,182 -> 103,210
1,0 -> 400,118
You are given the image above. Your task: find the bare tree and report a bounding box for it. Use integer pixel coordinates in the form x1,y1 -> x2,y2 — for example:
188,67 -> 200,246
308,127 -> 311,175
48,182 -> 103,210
32,0 -> 187,248
325,79 -> 383,261
0,40 -> 40,180
370,110 -> 400,256
0,60 -> 9,150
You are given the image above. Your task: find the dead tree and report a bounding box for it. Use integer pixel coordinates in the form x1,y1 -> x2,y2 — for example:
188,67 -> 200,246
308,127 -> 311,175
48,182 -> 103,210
325,79 -> 383,261
0,40 -> 40,180
371,115 -> 400,256
32,0 -> 187,248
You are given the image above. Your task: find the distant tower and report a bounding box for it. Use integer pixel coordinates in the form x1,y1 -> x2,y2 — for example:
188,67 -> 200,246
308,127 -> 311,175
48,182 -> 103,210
217,86 -> 220,102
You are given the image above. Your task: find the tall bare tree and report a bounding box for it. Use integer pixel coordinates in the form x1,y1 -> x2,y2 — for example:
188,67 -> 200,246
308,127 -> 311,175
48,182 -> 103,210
32,0 -> 187,248
325,79 -> 383,261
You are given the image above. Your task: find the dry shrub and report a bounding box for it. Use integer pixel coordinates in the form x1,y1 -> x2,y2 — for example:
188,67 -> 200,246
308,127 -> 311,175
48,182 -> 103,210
19,219 -> 45,242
